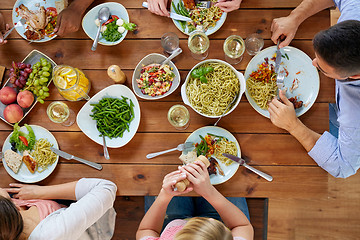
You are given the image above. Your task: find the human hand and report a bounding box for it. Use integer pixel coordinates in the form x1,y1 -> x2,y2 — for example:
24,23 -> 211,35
0,13 -> 9,45
271,16 -> 300,48
161,170 -> 193,196
268,90 -> 299,132
53,7 -> 82,37
5,183 -> 42,200
215,0 -> 242,12
179,160 -> 214,198
147,0 -> 170,17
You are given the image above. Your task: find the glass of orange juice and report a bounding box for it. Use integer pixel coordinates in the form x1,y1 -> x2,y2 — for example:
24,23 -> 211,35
52,65 -> 91,101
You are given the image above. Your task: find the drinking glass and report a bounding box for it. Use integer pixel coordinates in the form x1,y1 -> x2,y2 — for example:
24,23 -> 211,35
245,33 -> 264,55
167,105 -> 190,130
188,30 -> 210,60
47,101 -> 75,127
161,32 -> 180,54
223,35 -> 245,65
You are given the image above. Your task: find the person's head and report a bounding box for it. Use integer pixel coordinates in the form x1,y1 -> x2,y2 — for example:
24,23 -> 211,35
312,20 -> 360,80
0,195 -> 23,240
174,217 -> 233,240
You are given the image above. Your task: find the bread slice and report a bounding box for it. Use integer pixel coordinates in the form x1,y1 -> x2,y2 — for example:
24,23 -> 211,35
22,150 -> 37,174
179,151 -> 198,165
4,149 -> 22,173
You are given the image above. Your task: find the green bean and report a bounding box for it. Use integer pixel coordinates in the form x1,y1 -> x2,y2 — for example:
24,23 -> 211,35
90,97 -> 135,139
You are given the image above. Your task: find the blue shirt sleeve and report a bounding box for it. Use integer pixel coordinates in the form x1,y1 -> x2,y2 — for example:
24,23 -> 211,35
308,129 -> 360,178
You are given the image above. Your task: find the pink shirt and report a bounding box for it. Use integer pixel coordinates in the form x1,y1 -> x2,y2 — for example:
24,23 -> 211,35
140,219 -> 247,240
12,198 -> 62,221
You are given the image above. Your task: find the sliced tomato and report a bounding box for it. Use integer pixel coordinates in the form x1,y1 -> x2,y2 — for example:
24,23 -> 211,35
19,136 -> 28,146
46,7 -> 57,15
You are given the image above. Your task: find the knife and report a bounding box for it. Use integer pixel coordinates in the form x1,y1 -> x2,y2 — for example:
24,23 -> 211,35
50,147 -> 103,170
142,2 -> 192,22
222,153 -> 273,182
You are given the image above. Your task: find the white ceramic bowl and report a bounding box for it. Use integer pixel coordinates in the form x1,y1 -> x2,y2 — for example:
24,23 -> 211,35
77,85 -> 140,148
82,2 -> 129,46
132,53 -> 180,100
181,59 -> 246,118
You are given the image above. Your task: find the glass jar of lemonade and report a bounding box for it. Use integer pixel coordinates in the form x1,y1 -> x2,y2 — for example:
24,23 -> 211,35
52,65 -> 91,101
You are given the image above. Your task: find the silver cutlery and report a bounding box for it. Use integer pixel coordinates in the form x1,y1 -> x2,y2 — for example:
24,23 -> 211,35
3,18 -> 26,40
102,135 -> 110,160
50,147 -> 103,170
161,47 -> 182,66
91,7 -> 111,51
222,153 -> 273,181
146,142 -> 194,159
275,39 -> 285,91
214,93 -> 238,126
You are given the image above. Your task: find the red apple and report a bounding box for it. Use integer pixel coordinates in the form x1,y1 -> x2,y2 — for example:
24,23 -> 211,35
17,90 -> 34,108
4,104 -> 23,123
0,86 -> 17,105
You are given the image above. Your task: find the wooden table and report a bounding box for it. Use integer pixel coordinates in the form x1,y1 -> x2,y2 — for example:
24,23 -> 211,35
2,1 -> 360,239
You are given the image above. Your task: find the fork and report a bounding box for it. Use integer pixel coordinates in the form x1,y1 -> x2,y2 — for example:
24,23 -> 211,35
3,18 -> 26,40
146,142 -> 194,159
276,70 -> 285,90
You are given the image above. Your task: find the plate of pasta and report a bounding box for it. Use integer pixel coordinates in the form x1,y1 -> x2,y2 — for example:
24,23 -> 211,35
181,59 -> 246,118
184,126 -> 240,185
170,0 -> 227,35
245,46 -> 320,118
2,125 -> 59,183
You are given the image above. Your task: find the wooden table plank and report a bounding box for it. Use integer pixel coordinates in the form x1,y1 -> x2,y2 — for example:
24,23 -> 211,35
0,132 -> 316,165
0,40 -> 322,70
0,101 -> 329,133
0,164 -> 329,198
0,9 -> 329,39
0,0 -> 319,10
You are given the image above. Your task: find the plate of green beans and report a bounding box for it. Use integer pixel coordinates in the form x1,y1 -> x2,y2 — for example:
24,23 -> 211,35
76,85 -> 141,148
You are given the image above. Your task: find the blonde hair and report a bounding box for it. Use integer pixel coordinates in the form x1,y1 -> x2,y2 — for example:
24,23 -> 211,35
175,217 -> 233,240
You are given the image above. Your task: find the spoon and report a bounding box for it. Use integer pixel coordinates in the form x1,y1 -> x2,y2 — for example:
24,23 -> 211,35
91,7 -> 111,51
161,47 -> 182,66
102,135 -> 110,159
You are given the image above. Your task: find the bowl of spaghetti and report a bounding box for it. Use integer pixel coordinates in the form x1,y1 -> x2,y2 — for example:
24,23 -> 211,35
181,59 -> 246,118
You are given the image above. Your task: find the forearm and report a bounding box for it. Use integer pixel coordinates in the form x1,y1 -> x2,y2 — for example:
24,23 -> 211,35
68,0 -> 94,13
203,187 -> 251,230
289,119 -> 321,152
289,0 -> 335,25
136,190 -> 173,237
36,181 -> 78,200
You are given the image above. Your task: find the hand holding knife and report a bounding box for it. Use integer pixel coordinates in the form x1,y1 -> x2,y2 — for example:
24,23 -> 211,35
222,153 -> 273,182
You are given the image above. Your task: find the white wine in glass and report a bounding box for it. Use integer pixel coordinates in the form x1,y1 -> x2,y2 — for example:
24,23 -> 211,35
223,35 -> 245,65
168,105 -> 190,130
188,30 -> 210,60
47,101 -> 75,126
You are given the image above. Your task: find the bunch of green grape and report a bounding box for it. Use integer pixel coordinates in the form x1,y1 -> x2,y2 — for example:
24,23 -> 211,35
24,58 -> 52,104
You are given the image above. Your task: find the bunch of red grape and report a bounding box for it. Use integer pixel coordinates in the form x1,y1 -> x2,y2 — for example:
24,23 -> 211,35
9,61 -> 33,89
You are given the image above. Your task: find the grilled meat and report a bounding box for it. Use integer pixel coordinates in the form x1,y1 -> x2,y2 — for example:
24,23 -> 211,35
18,4 -> 48,31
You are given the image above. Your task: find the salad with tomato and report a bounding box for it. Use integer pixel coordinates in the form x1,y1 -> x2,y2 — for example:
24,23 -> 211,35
136,64 -> 175,97
94,15 -> 136,42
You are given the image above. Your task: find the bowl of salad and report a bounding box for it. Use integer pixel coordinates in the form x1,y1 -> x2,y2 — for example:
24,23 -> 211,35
132,53 -> 181,100
82,2 -> 136,46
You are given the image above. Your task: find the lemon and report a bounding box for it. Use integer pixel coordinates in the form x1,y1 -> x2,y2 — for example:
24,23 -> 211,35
60,68 -> 73,77
66,72 -> 77,78
55,76 -> 67,89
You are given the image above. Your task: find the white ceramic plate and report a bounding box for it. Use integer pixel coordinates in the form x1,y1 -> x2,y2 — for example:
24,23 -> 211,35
181,59 -> 246,118
244,46 -> 320,118
2,125 -> 59,183
82,2 -> 129,46
12,0 -> 58,42
184,126 -> 240,185
132,53 -> 180,100
170,0 -> 227,36
77,85 -> 141,148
